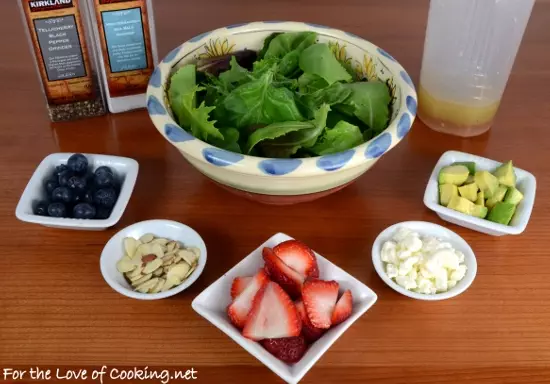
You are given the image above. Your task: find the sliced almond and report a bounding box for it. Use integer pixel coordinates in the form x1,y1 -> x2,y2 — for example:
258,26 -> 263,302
163,266 -> 170,273
137,243 -> 152,257
166,241 -> 177,253
135,278 -> 159,293
139,233 -> 155,243
163,249 -> 177,258
162,254 -> 175,266
166,274 -> 182,287
173,255 -> 182,263
143,258 -> 163,274
178,249 -> 198,266
188,246 -> 201,258
183,263 -> 197,279
116,258 -> 136,273
123,237 -> 139,258
167,263 -> 190,282
151,243 -> 164,259
174,242 -> 181,250
141,254 -> 157,264
126,266 -> 143,279
161,279 -> 176,292
152,267 -> 164,277
150,278 -> 165,293
131,273 -> 152,287
152,238 -> 168,246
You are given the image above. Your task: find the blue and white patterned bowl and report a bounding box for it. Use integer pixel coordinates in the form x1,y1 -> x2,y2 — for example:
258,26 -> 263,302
147,21 -> 416,204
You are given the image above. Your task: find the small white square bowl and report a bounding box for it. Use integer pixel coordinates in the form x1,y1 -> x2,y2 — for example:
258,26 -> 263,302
423,150 -> 536,236
191,232 -> 378,384
15,153 -> 139,230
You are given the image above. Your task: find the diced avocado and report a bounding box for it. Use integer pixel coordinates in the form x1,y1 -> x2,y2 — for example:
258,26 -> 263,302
438,165 -> 470,185
447,195 -> 475,215
486,185 -> 508,209
439,184 -> 459,206
466,175 -> 475,184
493,160 -> 516,187
475,191 -> 485,206
504,186 -> 524,205
487,202 -> 516,225
475,171 -> 499,198
458,182 -> 478,202
453,161 -> 476,175
470,204 -> 488,219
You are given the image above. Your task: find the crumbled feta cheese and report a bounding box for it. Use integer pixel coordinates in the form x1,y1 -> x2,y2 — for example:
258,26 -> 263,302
380,227 -> 468,295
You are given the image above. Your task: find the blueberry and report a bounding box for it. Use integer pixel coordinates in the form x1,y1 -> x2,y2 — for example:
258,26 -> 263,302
81,189 -> 94,204
47,202 -> 67,217
94,166 -> 114,177
94,172 -> 115,188
73,203 -> 96,219
93,188 -> 117,208
44,178 -> 59,194
51,186 -> 73,203
58,170 -> 74,187
34,201 -> 49,216
67,175 -> 87,193
67,153 -> 88,174
53,164 -> 68,178
95,206 -> 112,219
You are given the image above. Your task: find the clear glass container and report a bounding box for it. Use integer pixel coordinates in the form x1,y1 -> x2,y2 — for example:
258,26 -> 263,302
418,0 -> 535,137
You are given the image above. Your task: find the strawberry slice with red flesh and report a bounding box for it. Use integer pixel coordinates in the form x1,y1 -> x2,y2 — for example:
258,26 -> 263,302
331,289 -> 353,325
302,279 -> 339,329
261,335 -> 308,364
230,276 -> 253,300
274,240 -> 319,278
263,247 -> 305,299
227,269 -> 269,329
295,299 -> 325,343
242,281 -> 302,341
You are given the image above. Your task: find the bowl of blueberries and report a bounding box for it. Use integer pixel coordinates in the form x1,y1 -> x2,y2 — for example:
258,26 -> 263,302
15,153 -> 139,230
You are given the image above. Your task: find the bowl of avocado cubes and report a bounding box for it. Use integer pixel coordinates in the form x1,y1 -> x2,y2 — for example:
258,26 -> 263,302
146,21 -> 417,204
423,151 -> 536,236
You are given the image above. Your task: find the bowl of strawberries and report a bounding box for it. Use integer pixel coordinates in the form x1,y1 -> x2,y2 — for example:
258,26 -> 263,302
192,233 -> 377,384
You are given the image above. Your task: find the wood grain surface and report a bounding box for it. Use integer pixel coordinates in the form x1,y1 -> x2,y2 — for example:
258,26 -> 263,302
2,0 -> 550,383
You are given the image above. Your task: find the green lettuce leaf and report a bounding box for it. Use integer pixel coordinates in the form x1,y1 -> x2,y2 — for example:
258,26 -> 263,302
264,32 -> 317,59
246,121 -> 314,154
219,56 -> 249,88
167,64 -> 223,141
210,127 -> 242,153
336,81 -> 391,131
258,32 -> 282,59
222,71 -> 304,129
310,120 -> 364,155
297,74 -> 352,119
299,44 -> 352,85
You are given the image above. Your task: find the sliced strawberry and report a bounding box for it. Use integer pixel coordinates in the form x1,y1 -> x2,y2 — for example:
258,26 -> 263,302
274,240 -> 319,278
230,276 -> 252,300
331,289 -> 353,325
261,335 -> 307,364
295,299 -> 325,343
302,279 -> 339,329
242,281 -> 302,341
263,247 -> 305,299
227,269 -> 269,329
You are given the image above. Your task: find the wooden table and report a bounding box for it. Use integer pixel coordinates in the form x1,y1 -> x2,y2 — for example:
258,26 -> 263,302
2,0 -> 550,383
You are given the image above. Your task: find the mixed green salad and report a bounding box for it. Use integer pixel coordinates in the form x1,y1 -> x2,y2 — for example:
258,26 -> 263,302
167,31 -> 392,158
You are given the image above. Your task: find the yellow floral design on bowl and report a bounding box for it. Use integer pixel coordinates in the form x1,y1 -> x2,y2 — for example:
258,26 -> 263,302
355,54 -> 378,82
198,38 -> 236,59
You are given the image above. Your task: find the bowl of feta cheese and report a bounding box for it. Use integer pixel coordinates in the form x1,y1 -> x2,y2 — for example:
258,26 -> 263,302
372,221 -> 477,300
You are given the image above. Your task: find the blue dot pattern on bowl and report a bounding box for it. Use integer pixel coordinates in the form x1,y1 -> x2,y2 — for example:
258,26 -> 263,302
203,148 -> 244,167
400,71 -> 414,89
406,95 -> 417,115
162,47 -> 180,63
305,23 -> 330,29
317,150 -> 355,172
189,31 -> 212,43
365,132 -> 392,158
165,124 -> 195,142
377,47 -> 396,62
227,22 -> 249,29
396,113 -> 412,139
147,96 -> 166,116
149,67 -> 161,88
259,159 -> 302,175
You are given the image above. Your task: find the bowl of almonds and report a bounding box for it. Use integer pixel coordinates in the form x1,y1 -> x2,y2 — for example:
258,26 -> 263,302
100,219 -> 207,300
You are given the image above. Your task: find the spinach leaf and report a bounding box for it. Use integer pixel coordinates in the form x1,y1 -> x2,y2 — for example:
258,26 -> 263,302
258,32 -> 281,59
297,75 -> 352,119
219,56 -> 249,87
211,127 -> 242,153
222,71 -> 304,129
336,81 -> 391,131
168,64 -> 223,141
310,120 -> 364,155
326,109 -> 366,129
246,121 -> 314,154
299,44 -> 352,85
264,32 -> 317,59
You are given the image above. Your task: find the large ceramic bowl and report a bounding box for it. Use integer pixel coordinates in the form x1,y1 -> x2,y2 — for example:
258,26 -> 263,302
147,21 -> 417,204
